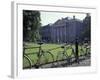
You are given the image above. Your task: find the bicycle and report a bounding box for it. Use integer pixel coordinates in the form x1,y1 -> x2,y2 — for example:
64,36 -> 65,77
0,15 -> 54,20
23,46 -> 33,69
78,42 -> 91,62
56,43 -> 75,66
23,42 -> 54,69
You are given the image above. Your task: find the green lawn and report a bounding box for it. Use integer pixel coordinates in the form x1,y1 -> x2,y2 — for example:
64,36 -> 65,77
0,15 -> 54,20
23,42 -> 89,68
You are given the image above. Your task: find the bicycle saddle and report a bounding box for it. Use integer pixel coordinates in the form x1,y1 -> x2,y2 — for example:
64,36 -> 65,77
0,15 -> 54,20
37,42 -> 44,45
61,46 -> 64,48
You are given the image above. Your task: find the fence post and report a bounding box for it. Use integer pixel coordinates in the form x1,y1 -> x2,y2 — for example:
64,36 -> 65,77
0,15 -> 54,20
75,39 -> 79,64
23,43 -> 25,55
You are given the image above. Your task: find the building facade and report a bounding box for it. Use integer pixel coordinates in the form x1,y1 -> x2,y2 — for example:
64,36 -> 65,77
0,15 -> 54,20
40,14 -> 91,43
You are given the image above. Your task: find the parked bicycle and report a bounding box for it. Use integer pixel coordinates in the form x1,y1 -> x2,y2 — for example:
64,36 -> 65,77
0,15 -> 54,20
23,42 -> 54,69
56,43 -> 75,65
79,42 -> 91,58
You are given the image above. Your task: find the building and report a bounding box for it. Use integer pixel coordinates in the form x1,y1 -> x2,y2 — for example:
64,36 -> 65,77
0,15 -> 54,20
39,14 -> 91,43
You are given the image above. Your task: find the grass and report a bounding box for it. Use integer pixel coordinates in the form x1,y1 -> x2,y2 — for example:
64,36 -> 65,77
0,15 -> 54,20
23,42 -> 89,68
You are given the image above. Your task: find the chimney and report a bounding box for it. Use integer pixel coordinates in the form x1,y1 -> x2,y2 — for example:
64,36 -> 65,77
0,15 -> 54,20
86,13 -> 90,17
73,15 -> 75,20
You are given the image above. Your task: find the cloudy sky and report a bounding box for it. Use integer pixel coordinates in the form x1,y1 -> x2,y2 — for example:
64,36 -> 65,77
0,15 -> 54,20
40,11 -> 87,26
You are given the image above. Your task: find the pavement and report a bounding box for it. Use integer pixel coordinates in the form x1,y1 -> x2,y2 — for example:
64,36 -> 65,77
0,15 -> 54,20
38,56 -> 91,68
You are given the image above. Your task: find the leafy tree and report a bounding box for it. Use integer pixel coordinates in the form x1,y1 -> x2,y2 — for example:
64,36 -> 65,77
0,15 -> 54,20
81,13 -> 91,41
23,10 -> 41,42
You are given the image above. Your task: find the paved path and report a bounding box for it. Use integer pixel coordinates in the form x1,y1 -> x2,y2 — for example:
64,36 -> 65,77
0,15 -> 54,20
39,57 -> 91,68
67,58 -> 91,67
29,55 -> 91,69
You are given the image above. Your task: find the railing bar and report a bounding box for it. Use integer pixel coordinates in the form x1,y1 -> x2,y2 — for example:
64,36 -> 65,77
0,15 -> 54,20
24,47 -> 39,49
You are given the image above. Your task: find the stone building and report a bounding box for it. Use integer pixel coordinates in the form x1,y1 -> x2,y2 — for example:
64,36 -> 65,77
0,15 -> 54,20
39,14 -> 91,43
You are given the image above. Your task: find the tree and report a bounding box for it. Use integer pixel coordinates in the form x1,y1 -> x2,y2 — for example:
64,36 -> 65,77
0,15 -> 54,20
81,13 -> 91,41
23,10 -> 41,42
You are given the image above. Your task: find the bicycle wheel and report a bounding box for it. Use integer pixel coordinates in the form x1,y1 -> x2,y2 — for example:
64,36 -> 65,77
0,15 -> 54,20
56,51 -> 67,61
56,52 -> 67,66
39,51 -> 54,64
79,45 -> 86,56
44,51 -> 54,63
65,46 -> 74,58
27,53 -> 38,66
87,47 -> 91,54
23,54 -> 32,69
86,46 -> 91,57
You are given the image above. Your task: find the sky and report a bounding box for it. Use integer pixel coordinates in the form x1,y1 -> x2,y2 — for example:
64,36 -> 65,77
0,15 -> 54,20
40,11 -> 87,26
